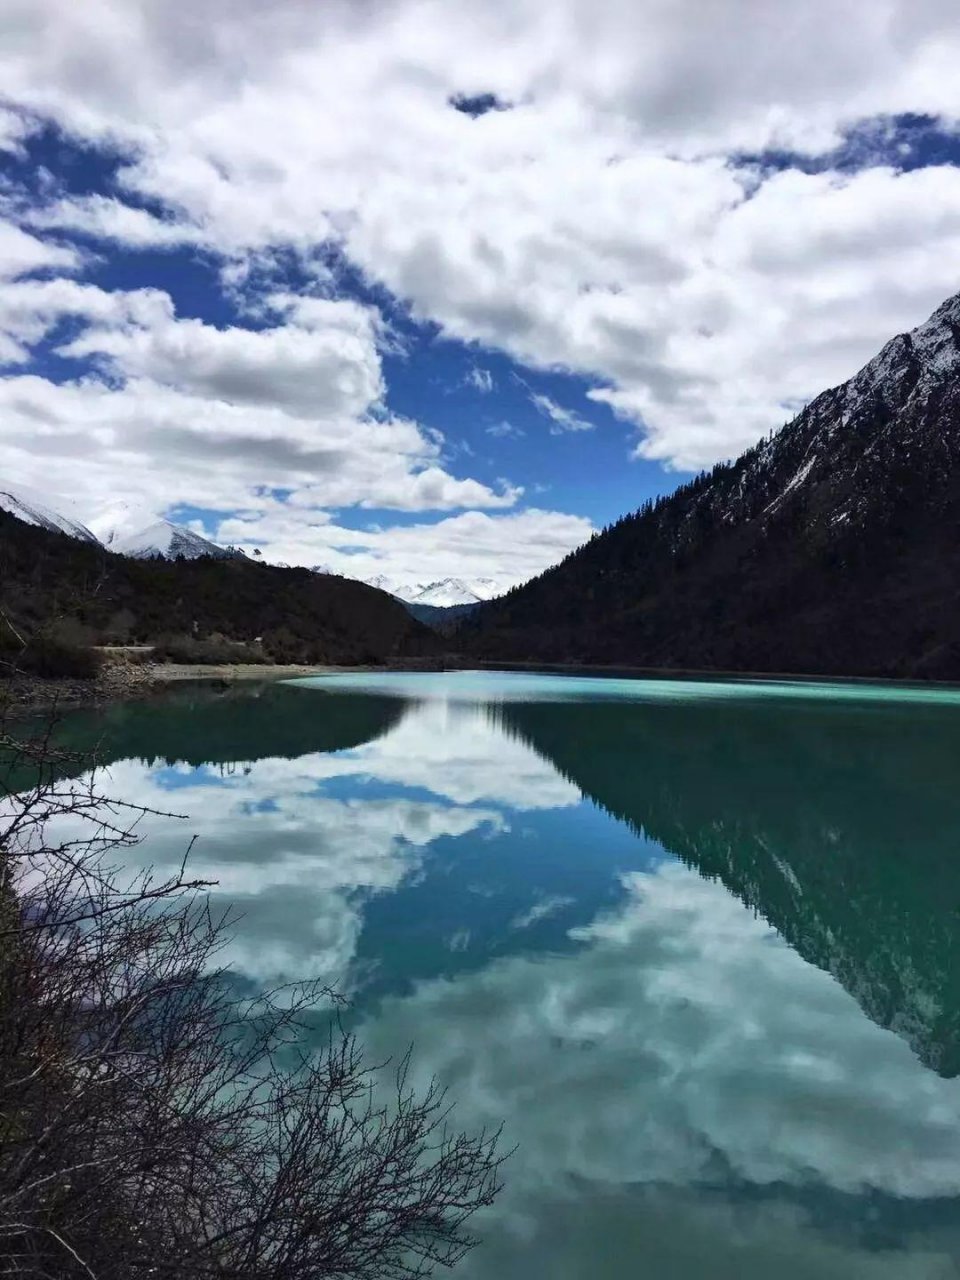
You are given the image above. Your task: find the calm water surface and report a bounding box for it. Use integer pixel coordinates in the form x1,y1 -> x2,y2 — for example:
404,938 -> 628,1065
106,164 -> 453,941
49,671 -> 960,1277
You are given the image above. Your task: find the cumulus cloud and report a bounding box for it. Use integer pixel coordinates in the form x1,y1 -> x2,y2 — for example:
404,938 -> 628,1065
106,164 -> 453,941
43,690 -> 580,985
60,302 -> 386,418
0,271 -> 523,539
0,371 -> 520,525
0,108 -> 29,155
311,698 -> 582,812
0,276 -> 170,364
47,743 -> 508,988
26,194 -> 208,249
5,0 -> 960,469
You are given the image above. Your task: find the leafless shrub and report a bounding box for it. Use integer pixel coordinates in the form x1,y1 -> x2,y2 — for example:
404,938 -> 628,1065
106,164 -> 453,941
0,710 -> 506,1278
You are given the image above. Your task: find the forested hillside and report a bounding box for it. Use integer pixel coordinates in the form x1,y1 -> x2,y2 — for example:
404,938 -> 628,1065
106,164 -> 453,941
463,292 -> 960,680
0,509 -> 434,666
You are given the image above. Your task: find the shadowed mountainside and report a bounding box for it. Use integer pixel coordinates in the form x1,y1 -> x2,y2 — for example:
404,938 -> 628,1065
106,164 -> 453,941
464,292 -> 960,680
0,508 -> 436,666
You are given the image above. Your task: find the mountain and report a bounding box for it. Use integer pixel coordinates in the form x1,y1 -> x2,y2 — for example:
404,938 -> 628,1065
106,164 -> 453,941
465,289 -> 960,680
112,520 -> 240,561
312,569 -> 502,626
0,508 -> 436,667
0,486 -> 243,564
406,578 -> 499,607
344,574 -> 502,607
0,483 -> 100,544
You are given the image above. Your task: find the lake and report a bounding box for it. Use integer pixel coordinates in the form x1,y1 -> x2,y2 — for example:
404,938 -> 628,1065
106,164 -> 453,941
45,670 -> 960,1277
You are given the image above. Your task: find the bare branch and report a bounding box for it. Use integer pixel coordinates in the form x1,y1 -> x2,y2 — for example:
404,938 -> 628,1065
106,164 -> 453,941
0,706 -> 507,1279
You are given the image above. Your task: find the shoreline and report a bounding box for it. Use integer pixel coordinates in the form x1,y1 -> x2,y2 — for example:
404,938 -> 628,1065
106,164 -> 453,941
5,652 -> 959,716
0,657 -> 369,715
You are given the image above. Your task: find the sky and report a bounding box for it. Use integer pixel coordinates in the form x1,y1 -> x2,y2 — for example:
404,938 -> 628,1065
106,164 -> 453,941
1,1 -> 960,590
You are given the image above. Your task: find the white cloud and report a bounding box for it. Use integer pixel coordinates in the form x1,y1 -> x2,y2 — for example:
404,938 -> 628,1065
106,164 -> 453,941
26,194 -> 208,249
529,392 -> 595,434
277,697 -> 583,812
0,272 -> 522,539
0,276 -> 170,364
215,505 -> 592,589
0,217 -> 79,284
0,371 -> 520,527
0,105 -> 36,156
60,301 -> 386,418
466,366 -> 494,393
5,1 -> 960,469
45,745 -> 506,988
2,0 -> 960,588
485,421 -> 524,438
39,692 -> 579,986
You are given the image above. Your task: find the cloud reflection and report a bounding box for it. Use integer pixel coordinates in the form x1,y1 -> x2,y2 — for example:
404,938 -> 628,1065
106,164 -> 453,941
358,863 -> 960,1277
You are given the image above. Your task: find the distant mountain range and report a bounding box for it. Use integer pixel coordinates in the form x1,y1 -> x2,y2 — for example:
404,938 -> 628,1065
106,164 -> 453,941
376,577 -> 502,608
465,289 -> 960,680
0,507 -> 433,667
314,570 -> 502,611
0,489 -> 502,616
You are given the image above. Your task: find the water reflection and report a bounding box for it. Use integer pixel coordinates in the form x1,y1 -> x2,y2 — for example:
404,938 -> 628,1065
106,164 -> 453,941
363,865 -> 960,1279
493,694 -> 960,1077
41,673 -> 960,1277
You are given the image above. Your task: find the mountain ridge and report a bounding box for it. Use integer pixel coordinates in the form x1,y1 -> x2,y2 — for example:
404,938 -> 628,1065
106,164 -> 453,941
0,508 -> 436,667
464,288 -> 960,679
112,519 -> 241,562
0,483 -> 101,545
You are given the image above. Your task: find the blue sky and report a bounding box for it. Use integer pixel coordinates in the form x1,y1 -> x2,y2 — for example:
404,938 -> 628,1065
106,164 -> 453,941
1,2 -> 959,589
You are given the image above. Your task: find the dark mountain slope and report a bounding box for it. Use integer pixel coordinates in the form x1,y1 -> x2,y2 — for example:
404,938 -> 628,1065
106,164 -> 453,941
0,510 -> 435,666
465,292 -> 960,678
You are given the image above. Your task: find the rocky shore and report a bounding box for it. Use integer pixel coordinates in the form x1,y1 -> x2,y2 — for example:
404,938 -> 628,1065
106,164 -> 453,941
0,653 -> 339,715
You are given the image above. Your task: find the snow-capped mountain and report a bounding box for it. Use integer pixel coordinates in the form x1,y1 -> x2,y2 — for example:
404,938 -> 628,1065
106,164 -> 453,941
312,568 -> 503,608
469,287 -> 960,678
0,483 -> 100,544
364,575 -> 502,606
0,491 -> 502,589
112,520 -> 240,561
0,486 -> 239,563
402,577 -> 501,607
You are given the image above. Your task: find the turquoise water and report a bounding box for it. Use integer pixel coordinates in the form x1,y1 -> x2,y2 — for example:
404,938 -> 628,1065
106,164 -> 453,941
291,668 -> 960,706
47,672 -> 960,1277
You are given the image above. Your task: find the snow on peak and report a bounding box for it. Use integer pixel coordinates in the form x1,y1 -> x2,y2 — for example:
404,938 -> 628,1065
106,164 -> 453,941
352,574 -> 503,606
844,289 -> 960,411
112,520 -> 236,561
408,578 -> 492,607
0,482 -> 100,543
